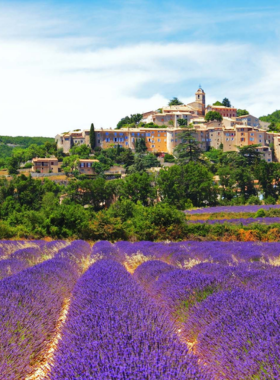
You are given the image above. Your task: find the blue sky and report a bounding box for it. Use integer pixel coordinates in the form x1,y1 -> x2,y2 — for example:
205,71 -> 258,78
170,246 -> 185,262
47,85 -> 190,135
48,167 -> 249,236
0,0 -> 280,136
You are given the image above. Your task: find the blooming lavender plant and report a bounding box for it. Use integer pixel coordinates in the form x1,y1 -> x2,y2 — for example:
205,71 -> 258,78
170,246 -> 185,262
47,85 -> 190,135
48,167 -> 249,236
185,204 -> 280,214
49,259 -> 208,380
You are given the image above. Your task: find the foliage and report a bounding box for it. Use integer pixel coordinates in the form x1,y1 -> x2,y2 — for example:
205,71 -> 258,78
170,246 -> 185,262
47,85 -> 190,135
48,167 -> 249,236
168,97 -> 183,106
8,156 -> 19,175
118,172 -> 156,206
135,138 -> 147,153
157,163 -> 217,209
90,123 -> 95,150
205,111 -> 223,122
177,118 -> 188,126
213,101 -> 223,106
237,109 -> 249,117
116,114 -> 143,129
69,144 -> 91,158
174,129 -> 203,165
164,153 -> 175,163
222,98 -> 231,107
259,109 -> 280,123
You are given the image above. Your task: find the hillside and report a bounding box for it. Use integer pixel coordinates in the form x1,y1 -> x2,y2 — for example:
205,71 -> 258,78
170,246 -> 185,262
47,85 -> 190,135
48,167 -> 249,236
259,110 -> 280,123
0,135 -> 55,160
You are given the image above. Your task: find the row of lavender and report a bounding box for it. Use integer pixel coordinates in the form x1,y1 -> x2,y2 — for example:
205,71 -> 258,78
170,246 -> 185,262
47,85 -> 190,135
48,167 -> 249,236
188,217 -> 280,225
3,239 -> 280,379
90,240 -> 280,379
92,240 -> 280,267
0,240 -> 91,379
184,204 -> 280,214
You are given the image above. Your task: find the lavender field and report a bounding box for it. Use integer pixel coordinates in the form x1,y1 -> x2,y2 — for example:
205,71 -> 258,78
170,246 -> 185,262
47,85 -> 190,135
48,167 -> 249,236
188,217 -> 280,225
185,204 -> 280,214
1,239 -> 280,379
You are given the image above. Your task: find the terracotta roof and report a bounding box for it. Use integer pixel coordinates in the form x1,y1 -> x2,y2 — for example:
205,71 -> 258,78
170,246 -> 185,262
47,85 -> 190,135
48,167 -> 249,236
79,159 -> 99,162
33,158 -> 58,162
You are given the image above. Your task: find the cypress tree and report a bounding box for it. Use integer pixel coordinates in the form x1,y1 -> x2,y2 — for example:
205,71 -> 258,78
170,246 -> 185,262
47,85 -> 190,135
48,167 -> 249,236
90,123 -> 95,150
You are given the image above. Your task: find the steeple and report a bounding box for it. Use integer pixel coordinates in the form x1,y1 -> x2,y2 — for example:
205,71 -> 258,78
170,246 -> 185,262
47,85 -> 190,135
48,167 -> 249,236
195,87 -> 205,107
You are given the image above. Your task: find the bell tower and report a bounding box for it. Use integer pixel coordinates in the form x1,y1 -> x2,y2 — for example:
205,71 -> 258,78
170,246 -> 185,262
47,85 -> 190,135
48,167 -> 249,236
195,86 -> 206,115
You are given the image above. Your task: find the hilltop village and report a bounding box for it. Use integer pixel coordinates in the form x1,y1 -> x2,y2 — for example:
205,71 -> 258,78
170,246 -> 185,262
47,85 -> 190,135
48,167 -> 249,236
55,88 -> 275,164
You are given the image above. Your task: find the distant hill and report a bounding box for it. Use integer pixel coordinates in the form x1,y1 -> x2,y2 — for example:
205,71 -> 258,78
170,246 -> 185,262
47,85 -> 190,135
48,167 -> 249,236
259,110 -> 280,124
0,135 -> 54,160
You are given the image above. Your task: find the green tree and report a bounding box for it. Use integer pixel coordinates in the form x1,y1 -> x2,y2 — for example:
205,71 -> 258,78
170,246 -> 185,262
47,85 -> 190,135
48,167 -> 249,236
157,163 -> 217,209
8,156 -> 19,175
205,111 -> 223,122
259,110 -> 280,124
255,161 -> 277,200
213,101 -> 223,106
174,129 -> 203,165
177,118 -> 188,127
217,166 -> 236,201
168,97 -> 183,106
237,145 -> 263,167
116,114 -> 142,129
61,155 -> 79,175
233,167 -> 257,200
135,138 -> 147,153
90,123 -> 95,150
222,98 -> 231,107
120,148 -> 134,169
237,109 -> 249,117
164,153 -> 175,163
70,144 -> 91,158
118,172 -> 156,206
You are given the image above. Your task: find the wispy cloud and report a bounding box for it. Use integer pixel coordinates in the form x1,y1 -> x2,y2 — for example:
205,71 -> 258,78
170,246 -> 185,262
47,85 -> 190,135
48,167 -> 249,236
0,1 -> 279,136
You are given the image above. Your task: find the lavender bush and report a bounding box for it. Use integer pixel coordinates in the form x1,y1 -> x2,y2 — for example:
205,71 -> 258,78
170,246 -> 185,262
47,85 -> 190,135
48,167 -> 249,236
185,204 -> 280,214
49,259 -> 208,379
0,240 -> 90,379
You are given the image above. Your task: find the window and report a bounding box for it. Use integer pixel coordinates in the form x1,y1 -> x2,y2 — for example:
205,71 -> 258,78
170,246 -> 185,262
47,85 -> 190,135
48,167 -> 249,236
231,138 -> 234,141
152,145 -> 155,148
87,163 -> 91,168
241,138 -> 245,142
80,163 -> 85,167
250,137 -> 254,141
114,138 -> 118,142
125,142 -> 128,146
250,133 -> 254,136
268,159 -> 271,162
158,139 -> 161,142
132,133 -> 135,136
146,133 -> 151,137
259,140 -> 262,143
105,138 -> 110,142
106,132 -> 109,135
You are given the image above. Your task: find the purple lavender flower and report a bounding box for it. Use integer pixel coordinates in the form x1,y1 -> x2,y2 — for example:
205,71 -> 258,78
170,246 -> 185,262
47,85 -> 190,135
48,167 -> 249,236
49,259 -> 208,379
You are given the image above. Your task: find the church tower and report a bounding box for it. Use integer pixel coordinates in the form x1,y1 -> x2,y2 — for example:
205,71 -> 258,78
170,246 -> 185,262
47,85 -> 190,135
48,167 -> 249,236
195,86 -> 206,115
195,86 -> 205,106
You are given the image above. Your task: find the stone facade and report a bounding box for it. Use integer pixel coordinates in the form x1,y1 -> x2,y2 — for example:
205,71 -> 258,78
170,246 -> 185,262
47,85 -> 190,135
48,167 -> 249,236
32,158 -> 59,174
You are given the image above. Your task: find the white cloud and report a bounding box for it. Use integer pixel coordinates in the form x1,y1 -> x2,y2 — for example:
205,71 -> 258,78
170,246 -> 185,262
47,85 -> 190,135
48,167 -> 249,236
0,3 -> 280,136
